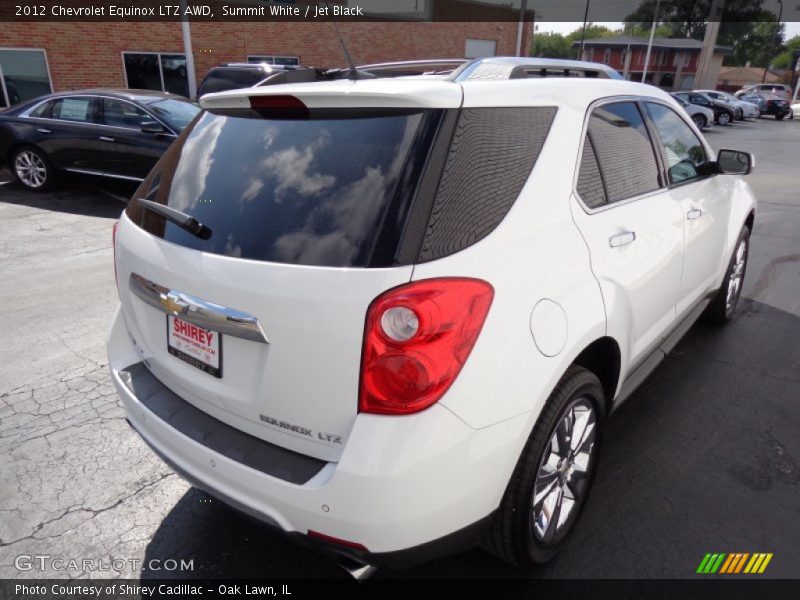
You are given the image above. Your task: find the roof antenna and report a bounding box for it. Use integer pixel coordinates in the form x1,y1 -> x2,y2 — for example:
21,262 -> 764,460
327,4 -> 375,80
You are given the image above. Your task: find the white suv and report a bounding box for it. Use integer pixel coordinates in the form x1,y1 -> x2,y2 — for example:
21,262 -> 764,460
108,58 -> 756,571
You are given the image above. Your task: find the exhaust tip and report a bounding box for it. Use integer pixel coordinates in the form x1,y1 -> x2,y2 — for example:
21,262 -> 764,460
336,557 -> 377,580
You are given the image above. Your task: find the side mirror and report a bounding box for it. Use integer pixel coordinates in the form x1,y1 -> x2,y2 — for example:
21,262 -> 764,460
717,149 -> 754,175
140,121 -> 166,134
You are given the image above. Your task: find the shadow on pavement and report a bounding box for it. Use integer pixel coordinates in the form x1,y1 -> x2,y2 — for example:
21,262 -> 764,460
0,171 -> 136,220
141,298 -> 800,579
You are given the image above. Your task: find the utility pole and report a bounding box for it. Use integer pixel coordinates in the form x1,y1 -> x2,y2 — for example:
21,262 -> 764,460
579,0 -> 591,59
761,0 -> 783,84
515,0 -> 529,57
695,0 -> 725,90
180,0 -> 197,99
642,0 -> 661,84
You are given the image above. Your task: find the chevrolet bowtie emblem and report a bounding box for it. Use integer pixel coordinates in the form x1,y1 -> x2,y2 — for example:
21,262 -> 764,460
160,294 -> 188,315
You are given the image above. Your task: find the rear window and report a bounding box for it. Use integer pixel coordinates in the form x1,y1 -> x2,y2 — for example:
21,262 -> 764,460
126,108 -> 442,267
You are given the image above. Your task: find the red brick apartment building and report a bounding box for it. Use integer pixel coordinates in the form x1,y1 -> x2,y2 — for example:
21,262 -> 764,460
0,8 -> 532,107
574,36 -> 731,91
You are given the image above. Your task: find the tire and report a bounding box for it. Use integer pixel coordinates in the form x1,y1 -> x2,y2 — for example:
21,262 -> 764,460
12,146 -> 56,191
483,366 -> 605,566
776,113 -> 785,121
703,225 -> 750,324
717,111 -> 732,126
691,114 -> 707,129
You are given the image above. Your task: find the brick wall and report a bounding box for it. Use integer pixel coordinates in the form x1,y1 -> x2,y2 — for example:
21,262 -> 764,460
0,20 -> 528,94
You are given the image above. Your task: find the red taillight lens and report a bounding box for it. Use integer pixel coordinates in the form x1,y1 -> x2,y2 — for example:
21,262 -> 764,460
359,278 -> 494,415
249,94 -> 307,110
307,530 -> 368,551
112,221 -> 119,289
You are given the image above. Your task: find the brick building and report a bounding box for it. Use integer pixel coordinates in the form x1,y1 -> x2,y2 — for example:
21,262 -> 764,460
573,36 -> 732,91
0,16 -> 532,107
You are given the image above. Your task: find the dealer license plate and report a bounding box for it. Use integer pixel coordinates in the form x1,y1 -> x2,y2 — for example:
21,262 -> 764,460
167,315 -> 222,378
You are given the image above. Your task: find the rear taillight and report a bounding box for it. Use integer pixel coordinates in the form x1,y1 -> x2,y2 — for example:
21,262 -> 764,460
112,221 -> 119,290
307,530 -> 367,551
359,278 -> 494,415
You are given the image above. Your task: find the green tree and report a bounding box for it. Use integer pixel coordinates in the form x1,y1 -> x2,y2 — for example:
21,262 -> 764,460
729,20 -> 785,67
622,22 -> 673,38
566,23 -> 619,45
771,36 -> 800,69
531,32 -> 573,58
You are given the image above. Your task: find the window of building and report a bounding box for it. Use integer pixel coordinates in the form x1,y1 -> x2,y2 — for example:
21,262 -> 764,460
576,102 -> 661,208
603,49 -> 611,64
0,48 -> 52,107
465,39 -> 497,59
123,52 -> 189,97
247,55 -> 300,66
584,48 -> 595,62
645,103 -> 709,185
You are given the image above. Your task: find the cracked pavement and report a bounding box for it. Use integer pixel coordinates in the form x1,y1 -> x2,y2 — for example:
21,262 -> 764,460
0,120 -> 799,580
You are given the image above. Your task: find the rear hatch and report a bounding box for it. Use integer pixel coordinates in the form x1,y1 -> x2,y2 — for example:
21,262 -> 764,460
115,82 -> 461,461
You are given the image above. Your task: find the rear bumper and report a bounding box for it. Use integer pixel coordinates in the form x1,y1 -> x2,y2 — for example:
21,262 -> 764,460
108,306 -> 529,565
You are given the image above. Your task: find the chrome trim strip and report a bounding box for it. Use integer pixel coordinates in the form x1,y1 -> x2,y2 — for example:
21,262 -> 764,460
64,168 -> 144,182
129,273 -> 269,344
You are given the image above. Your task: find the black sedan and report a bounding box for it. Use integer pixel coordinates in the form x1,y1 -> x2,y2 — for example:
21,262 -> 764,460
0,89 -> 200,191
672,91 -> 737,126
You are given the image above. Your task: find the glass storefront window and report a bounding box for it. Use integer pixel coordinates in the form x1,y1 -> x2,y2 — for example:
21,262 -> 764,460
0,49 -> 53,106
124,52 -> 189,97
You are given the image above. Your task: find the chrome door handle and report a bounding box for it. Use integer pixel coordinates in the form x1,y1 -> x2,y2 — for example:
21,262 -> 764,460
687,208 -> 702,220
37,128 -> 51,133
609,231 -> 636,248
99,136 -> 115,142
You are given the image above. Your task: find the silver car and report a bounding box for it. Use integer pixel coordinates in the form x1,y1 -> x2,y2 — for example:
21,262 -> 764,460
671,93 -> 715,129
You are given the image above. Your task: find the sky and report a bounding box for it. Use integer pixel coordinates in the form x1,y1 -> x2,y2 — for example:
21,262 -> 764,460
537,21 -> 800,39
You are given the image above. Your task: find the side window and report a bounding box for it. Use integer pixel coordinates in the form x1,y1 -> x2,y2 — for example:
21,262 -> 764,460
576,101 -> 661,208
102,98 -> 152,129
51,97 -> 93,123
645,103 -> 709,185
28,100 -> 53,118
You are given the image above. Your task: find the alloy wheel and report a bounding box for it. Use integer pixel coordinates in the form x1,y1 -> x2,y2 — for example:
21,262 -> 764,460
726,237 -> 748,312
692,114 -> 707,129
14,150 -> 47,189
531,397 -> 597,544
718,112 -> 731,125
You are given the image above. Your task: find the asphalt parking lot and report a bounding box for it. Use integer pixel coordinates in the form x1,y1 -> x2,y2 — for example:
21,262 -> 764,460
1,118 -> 799,580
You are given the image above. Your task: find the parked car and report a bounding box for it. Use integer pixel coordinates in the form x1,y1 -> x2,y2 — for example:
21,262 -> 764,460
0,89 -> 200,191
695,89 -> 758,119
792,101 -> 800,119
197,63 -> 324,97
734,91 -> 768,113
671,93 -> 714,129
761,96 -> 793,120
736,83 -> 792,102
109,59 -> 756,571
672,91 -> 736,125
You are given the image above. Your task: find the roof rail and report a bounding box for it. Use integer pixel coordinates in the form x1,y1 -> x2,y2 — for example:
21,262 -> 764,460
451,57 -> 624,81
324,57 -> 624,81
327,59 -> 469,78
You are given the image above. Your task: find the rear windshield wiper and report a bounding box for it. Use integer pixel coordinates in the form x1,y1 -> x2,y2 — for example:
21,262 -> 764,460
137,198 -> 212,241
